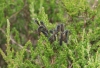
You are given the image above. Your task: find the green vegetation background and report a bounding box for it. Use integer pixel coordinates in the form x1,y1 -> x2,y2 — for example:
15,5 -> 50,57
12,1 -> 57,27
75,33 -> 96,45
0,0 -> 100,68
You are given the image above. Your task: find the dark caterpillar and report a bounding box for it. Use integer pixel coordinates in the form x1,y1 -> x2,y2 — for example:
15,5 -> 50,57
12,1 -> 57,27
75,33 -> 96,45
34,19 -> 69,45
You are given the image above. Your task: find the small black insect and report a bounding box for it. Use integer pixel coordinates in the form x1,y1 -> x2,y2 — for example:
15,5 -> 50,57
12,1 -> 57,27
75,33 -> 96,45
49,29 -> 54,34
56,24 -> 61,32
54,24 -> 61,34
59,30 -> 69,45
48,33 -> 56,44
59,32 -> 63,45
34,19 -> 49,37
63,30 -> 69,43
60,24 -> 64,32
34,19 -> 40,26
38,25 -> 48,37
40,21 -> 45,27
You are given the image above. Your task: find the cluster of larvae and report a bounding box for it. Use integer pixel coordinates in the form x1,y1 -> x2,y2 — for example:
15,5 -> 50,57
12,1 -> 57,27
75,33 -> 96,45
34,20 -> 69,45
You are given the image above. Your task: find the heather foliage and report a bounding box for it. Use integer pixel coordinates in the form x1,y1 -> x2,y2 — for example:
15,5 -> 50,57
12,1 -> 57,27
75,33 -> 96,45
0,0 -> 100,68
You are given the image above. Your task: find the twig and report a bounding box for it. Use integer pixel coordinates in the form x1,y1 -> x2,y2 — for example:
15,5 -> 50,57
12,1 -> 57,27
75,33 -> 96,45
92,0 -> 98,9
0,28 -> 31,53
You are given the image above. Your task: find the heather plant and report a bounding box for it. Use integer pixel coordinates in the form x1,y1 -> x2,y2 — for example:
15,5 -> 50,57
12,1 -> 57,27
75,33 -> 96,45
0,0 -> 100,68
